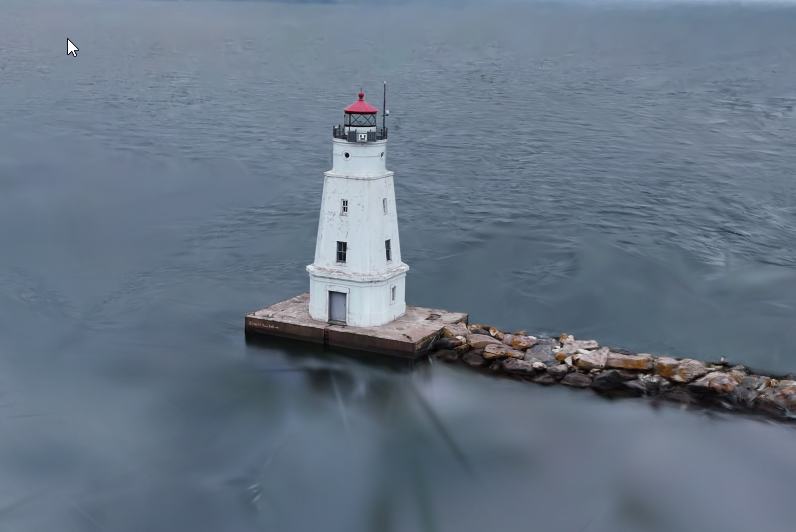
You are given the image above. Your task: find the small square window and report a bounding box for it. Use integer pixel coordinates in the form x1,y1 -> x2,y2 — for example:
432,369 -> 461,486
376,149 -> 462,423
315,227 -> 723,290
383,198 -> 388,214
341,199 -> 348,215
336,241 -> 347,263
391,286 -> 396,301
385,239 -> 392,262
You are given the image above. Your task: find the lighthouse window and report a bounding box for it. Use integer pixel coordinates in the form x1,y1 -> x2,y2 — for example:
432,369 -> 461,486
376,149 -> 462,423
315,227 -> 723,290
380,151 -> 385,160
341,199 -> 348,215
383,198 -> 388,214
343,152 -> 351,160
336,241 -> 347,263
391,286 -> 396,302
385,239 -> 392,262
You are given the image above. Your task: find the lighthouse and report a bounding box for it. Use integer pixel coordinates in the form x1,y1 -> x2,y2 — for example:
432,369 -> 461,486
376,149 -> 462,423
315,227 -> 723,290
306,90 -> 409,327
245,87 -> 467,358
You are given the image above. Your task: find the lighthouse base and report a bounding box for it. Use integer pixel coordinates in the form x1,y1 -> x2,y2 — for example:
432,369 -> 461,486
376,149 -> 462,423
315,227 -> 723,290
245,292 -> 468,359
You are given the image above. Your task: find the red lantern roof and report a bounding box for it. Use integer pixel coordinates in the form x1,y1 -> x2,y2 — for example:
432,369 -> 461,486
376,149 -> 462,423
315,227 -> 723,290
344,92 -> 379,114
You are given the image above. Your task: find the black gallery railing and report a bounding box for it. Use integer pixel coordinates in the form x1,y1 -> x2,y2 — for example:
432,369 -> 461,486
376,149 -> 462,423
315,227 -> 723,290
332,126 -> 388,142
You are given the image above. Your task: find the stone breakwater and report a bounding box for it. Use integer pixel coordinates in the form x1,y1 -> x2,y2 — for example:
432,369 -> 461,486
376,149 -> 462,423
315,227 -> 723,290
431,323 -> 796,420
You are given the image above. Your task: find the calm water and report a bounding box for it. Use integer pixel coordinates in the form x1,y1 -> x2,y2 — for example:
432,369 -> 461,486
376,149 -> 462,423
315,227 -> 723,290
1,1 -> 796,530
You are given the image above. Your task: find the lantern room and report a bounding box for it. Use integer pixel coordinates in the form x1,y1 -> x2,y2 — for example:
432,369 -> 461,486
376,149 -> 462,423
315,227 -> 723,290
344,92 -> 378,129
333,91 -> 388,143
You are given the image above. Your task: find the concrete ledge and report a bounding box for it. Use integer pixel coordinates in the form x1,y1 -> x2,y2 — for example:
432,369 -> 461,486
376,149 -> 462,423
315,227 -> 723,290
245,292 -> 468,359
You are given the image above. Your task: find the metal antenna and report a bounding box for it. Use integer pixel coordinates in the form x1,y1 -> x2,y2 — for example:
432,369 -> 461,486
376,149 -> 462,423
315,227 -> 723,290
382,81 -> 387,129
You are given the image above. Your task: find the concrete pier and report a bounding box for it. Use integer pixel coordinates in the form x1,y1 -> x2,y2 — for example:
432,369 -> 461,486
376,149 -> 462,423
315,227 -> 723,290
245,292 -> 468,359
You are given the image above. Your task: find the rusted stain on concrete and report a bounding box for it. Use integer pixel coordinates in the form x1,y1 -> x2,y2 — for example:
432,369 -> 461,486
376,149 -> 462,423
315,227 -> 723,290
245,292 -> 468,359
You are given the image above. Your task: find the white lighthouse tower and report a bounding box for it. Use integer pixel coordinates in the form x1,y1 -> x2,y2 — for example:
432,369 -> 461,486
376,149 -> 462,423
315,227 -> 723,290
306,90 -> 409,327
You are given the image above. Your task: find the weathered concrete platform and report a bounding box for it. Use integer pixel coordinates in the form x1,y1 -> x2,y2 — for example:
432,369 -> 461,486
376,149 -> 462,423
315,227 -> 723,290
245,292 -> 468,359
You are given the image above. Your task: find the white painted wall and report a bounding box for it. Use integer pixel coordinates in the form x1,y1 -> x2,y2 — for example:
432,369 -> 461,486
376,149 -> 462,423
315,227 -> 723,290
307,138 -> 409,326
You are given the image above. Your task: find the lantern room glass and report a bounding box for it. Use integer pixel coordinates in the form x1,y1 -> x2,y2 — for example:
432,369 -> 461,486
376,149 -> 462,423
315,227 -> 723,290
345,113 -> 377,127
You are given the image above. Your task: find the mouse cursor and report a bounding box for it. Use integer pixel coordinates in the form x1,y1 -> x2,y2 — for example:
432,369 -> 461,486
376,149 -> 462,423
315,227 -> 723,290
67,38 -> 78,57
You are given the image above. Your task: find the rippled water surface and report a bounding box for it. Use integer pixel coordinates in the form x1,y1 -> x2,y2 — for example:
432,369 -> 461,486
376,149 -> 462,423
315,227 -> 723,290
1,1 -> 796,530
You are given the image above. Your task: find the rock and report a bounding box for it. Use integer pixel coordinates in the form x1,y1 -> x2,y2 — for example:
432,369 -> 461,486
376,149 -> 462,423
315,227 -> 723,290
555,351 -> 568,363
755,382 -> 796,415
532,373 -> 556,385
623,379 -> 653,396
454,343 -> 472,353
742,375 -> 772,392
558,333 -> 571,344
461,351 -> 489,368
502,334 -> 538,350
654,357 -> 709,383
669,359 -> 709,383
527,344 -> 557,365
559,339 -> 600,356
573,347 -> 609,371
561,372 -> 592,388
470,328 -> 490,336
547,364 -> 570,381
433,337 -> 462,350
728,376 -> 770,407
442,323 -> 470,338
609,348 -> 636,356
605,352 -> 654,371
564,356 -> 574,367
654,357 -> 680,378
513,330 -> 527,336
727,365 -> 748,378
590,370 -> 626,392
535,338 -> 559,347
466,334 -> 504,349
435,349 -> 460,362
688,372 -> 741,395
532,361 -> 547,371
483,343 -> 525,360
502,358 -> 538,377
615,369 -> 640,380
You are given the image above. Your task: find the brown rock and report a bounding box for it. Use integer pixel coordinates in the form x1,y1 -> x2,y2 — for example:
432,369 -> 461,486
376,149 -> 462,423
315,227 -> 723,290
654,357 -> 680,378
467,334 -> 504,349
514,330 -> 527,336
502,334 -> 538,350
688,372 -> 741,395
669,359 -> 709,383
547,364 -> 570,380
555,351 -> 568,363
605,352 -> 654,371
487,326 -> 503,338
442,323 -> 470,338
483,344 -> 525,360
461,351 -> 488,368
454,343 -> 472,353
562,372 -> 592,388
502,358 -> 538,377
573,347 -> 609,370
558,333 -> 570,344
